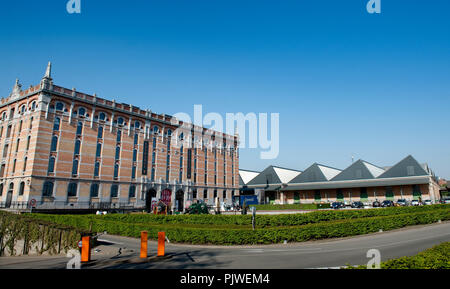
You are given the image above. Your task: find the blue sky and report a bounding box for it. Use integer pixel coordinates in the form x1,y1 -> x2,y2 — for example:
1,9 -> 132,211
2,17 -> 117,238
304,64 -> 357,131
1,0 -> 449,178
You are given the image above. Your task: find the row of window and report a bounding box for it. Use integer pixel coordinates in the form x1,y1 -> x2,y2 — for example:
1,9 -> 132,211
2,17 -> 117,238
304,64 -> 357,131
0,101 -> 37,122
42,181 -> 137,198
0,182 -> 25,197
192,189 -> 235,200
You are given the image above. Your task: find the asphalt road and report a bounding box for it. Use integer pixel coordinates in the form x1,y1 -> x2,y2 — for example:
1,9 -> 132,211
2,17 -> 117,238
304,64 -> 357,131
1,221 -> 449,269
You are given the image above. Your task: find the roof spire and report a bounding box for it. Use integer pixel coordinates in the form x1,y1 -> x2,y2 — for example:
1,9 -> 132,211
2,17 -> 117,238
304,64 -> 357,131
44,61 -> 52,79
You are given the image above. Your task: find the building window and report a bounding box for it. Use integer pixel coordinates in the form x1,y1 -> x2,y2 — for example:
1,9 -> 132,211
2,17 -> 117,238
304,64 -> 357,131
15,139 -> 20,152
223,190 -> 226,199
0,183 -> 3,196
203,189 -> 208,199
12,159 -> 16,174
48,156 -> 56,173
51,136 -> 58,152
99,112 -> 106,121
68,183 -> 77,197
23,157 -> 27,172
3,144 -> 9,158
90,183 -> 99,198
142,141 -> 149,175
116,130 -> 122,142
55,102 -> 65,111
151,168 -> 155,181
6,125 -> 11,138
97,126 -> 103,139
214,190 -> 217,199
129,185 -> 136,198
74,140 -> 81,155
193,190 -> 197,199
134,133 -> 138,146
18,120 -> 22,132
29,117 -> 33,130
76,122 -> 83,135
53,117 -> 61,131
78,107 -> 86,117
42,181 -> 54,197
26,136 -> 31,151
114,163 -> 119,179
115,146 -> 121,160
132,166 -> 136,179
72,159 -> 79,176
96,143 -> 102,158
110,184 -> 119,198
94,161 -> 100,177
133,149 -> 137,162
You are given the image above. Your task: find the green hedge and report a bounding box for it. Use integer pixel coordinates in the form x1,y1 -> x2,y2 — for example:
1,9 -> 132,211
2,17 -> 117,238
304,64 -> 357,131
249,203 -> 330,210
27,204 -> 449,228
25,208 -> 450,245
351,242 -> 450,269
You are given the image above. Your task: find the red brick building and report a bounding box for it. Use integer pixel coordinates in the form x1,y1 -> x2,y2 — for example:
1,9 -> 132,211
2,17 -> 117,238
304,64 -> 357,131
0,63 -> 239,212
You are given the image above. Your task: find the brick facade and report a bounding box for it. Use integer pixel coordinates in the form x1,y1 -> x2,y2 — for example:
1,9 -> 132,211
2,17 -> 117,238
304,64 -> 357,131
0,64 -> 240,212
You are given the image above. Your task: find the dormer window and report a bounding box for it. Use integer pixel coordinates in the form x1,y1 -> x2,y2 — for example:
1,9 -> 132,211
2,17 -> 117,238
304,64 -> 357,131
55,102 -> 65,111
77,107 -> 86,117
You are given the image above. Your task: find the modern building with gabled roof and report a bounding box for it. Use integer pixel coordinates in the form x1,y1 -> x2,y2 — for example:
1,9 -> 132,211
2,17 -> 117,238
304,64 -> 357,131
239,169 -> 260,186
244,155 -> 441,205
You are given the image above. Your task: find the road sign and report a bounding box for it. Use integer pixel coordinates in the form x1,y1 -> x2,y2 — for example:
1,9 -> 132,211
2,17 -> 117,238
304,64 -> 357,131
29,199 -> 37,208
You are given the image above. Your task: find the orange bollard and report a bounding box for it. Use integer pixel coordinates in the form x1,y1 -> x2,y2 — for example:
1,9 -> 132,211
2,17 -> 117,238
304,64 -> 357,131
140,231 -> 148,259
157,232 -> 165,257
81,236 -> 91,263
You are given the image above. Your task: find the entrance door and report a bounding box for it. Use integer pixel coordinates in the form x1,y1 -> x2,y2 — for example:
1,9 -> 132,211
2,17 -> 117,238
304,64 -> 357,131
175,190 -> 184,212
385,187 -> 394,201
146,189 -> 157,212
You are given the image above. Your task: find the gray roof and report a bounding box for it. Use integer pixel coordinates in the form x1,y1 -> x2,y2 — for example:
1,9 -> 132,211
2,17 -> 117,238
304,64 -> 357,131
378,155 -> 428,178
246,165 -> 301,186
289,163 -> 341,183
331,159 -> 385,181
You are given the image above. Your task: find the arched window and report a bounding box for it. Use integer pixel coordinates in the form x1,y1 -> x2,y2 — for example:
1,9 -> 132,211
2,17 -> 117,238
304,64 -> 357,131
53,117 -> 61,131
23,157 -> 27,172
76,122 -> 83,135
16,138 -> 20,152
116,117 -> 124,126
134,133 -> 138,146
29,117 -> 33,130
110,184 -> 119,198
77,107 -> 86,117
134,121 -> 141,129
55,102 -> 64,111
48,157 -> 56,173
26,136 -> 31,151
68,182 -> 77,197
99,112 -> 106,121
90,183 -> 99,198
42,181 -> 54,197
20,105 -> 26,114
51,136 -> 58,152
30,101 -> 36,111
72,159 -> 79,176
129,185 -> 136,198
74,139 -> 81,155
97,126 -> 103,139
19,182 -> 25,196
12,159 -> 16,173
18,120 -> 22,132
167,129 -> 172,137
153,126 -> 159,134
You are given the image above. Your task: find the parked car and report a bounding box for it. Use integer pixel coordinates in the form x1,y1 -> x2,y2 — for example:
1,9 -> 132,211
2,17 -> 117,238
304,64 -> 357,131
411,200 -> 421,206
396,199 -> 408,206
441,198 -> 450,204
351,201 -> 364,208
381,200 -> 394,207
372,200 -> 382,208
423,199 -> 432,205
331,202 -> 345,209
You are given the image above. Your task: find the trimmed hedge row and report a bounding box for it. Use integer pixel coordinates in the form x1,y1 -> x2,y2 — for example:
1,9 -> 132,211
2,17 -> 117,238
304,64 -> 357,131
351,242 -> 450,269
26,209 -> 450,245
28,204 -> 449,228
249,203 -> 330,210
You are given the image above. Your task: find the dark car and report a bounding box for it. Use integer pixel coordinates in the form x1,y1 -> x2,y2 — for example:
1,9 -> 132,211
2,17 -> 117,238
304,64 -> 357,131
331,202 -> 345,209
396,199 -> 408,206
381,200 -> 394,207
372,200 -> 381,208
351,201 -> 364,209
